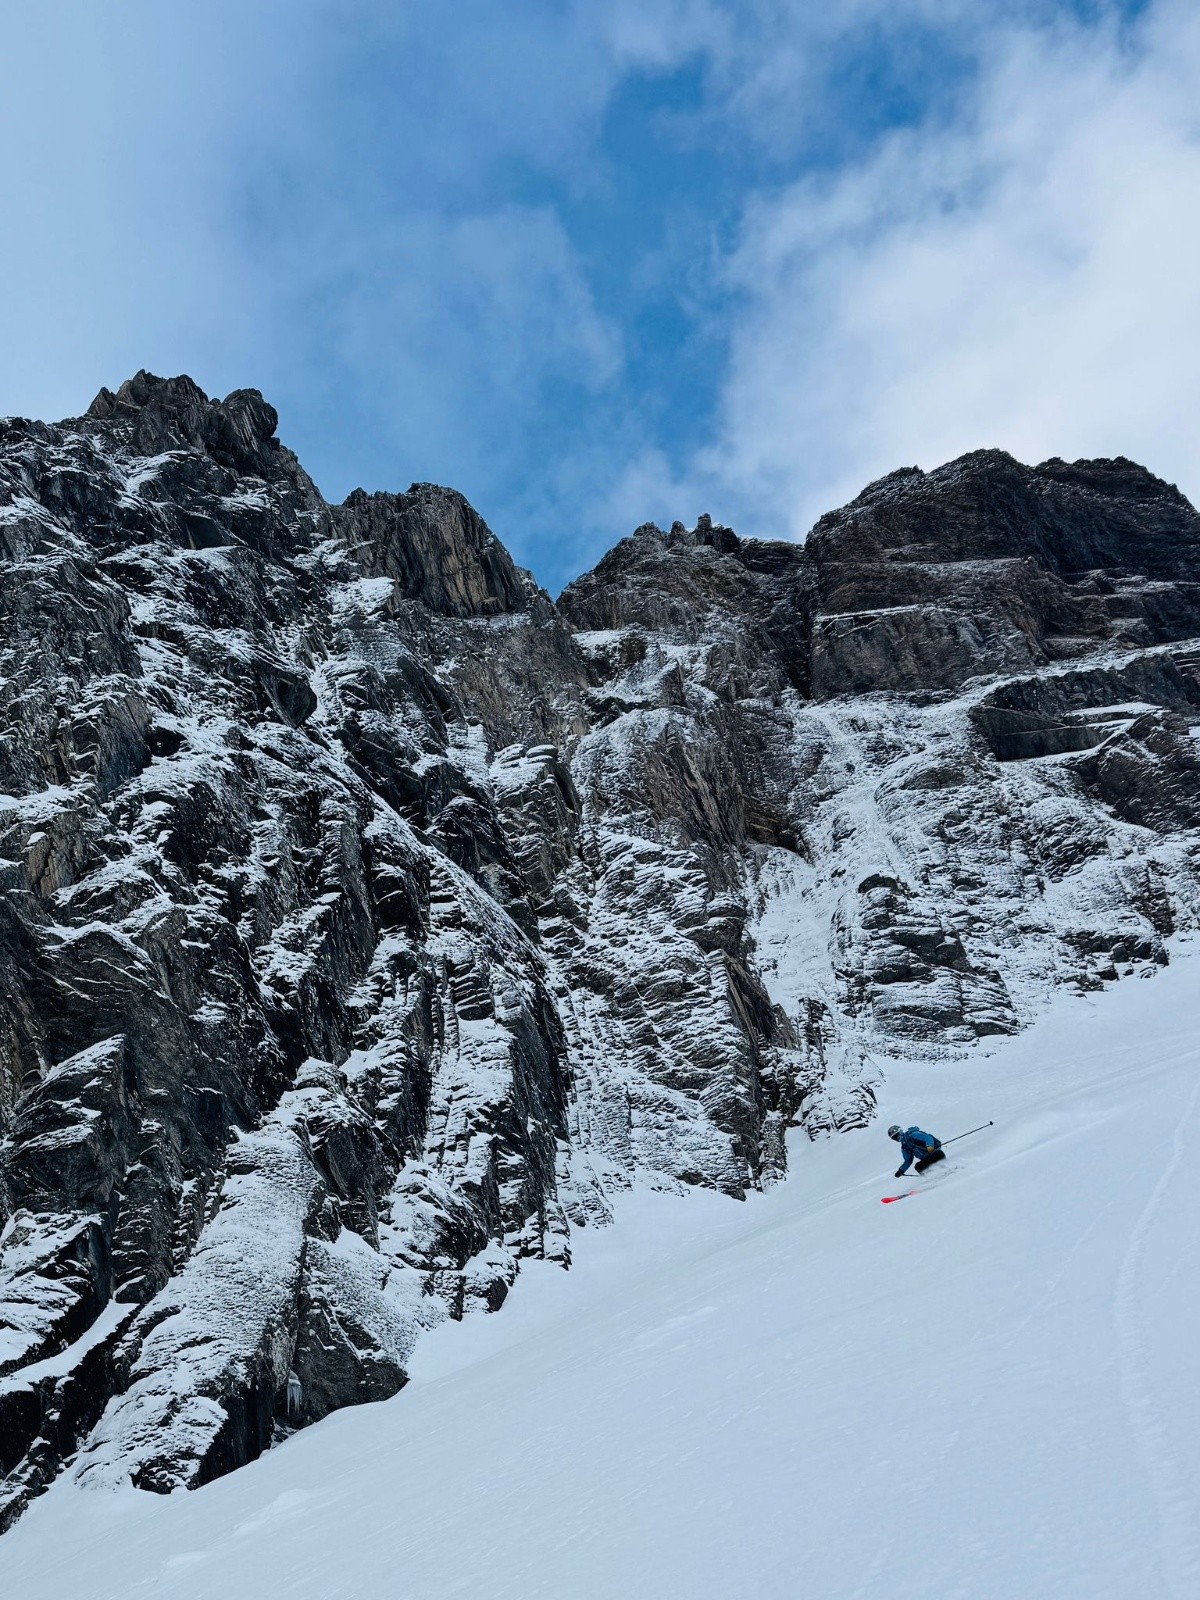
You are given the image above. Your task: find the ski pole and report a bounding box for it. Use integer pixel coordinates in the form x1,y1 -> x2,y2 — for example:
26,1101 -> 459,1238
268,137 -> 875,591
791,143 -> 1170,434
941,1121 -> 993,1147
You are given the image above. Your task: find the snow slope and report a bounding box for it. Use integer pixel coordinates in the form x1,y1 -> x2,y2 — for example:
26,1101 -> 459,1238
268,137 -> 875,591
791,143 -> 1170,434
3,948 -> 1199,1600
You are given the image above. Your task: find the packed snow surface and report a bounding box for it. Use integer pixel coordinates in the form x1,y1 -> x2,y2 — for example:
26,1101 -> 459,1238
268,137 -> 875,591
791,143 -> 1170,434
4,949 -> 1199,1600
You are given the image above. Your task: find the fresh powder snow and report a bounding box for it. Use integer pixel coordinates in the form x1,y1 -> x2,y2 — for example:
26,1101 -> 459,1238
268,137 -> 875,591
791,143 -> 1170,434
2,944 -> 1198,1599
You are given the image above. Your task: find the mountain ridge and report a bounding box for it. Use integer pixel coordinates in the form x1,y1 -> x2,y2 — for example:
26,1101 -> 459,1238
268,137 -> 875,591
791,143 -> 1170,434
1,370 -> 1197,1528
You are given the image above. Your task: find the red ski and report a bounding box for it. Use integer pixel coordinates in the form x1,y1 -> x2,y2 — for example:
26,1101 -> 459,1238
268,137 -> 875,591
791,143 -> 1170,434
881,1162 -> 956,1202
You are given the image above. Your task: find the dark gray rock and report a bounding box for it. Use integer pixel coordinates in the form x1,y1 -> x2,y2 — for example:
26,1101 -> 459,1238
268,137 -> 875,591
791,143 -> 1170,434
804,451 -> 1200,695
1,377 -> 1198,1528
335,483 -> 533,618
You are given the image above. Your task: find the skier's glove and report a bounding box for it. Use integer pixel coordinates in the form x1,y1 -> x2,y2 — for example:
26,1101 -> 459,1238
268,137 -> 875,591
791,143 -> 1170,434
894,1167 -> 907,1178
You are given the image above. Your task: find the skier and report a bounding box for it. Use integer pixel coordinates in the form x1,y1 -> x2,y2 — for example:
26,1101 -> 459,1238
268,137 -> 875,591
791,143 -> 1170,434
887,1124 -> 945,1177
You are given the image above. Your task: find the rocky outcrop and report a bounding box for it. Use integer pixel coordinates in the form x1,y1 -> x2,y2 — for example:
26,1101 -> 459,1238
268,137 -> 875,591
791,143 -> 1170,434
805,451 -> 1200,695
336,483 -> 534,618
1,374 -> 1198,1528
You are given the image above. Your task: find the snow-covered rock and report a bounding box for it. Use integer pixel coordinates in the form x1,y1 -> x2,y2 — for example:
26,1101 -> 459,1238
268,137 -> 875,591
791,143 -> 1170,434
1,376 -> 1198,1527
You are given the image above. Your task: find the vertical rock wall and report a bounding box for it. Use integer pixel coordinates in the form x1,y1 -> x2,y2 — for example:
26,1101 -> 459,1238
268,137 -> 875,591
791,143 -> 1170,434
1,378 -> 1198,1527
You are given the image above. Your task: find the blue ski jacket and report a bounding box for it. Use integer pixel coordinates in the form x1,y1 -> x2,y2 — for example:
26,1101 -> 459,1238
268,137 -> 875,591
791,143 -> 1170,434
895,1126 -> 941,1175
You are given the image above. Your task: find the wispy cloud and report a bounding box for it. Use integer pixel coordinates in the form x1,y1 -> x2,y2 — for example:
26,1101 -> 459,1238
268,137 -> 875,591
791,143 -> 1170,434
675,0 -> 1200,538
0,1 -> 1187,587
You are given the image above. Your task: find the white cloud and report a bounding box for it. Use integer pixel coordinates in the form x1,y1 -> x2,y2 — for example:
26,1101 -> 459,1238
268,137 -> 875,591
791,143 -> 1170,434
0,1 -> 304,419
6,0 -> 1192,587
308,205 -> 623,480
683,0 -> 1200,537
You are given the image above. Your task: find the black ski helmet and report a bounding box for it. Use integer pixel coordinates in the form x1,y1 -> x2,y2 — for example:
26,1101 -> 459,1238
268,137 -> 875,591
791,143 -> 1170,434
887,1124 -> 902,1140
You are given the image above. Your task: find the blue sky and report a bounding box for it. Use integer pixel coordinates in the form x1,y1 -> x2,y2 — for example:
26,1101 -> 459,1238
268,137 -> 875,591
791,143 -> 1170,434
0,0 -> 1192,592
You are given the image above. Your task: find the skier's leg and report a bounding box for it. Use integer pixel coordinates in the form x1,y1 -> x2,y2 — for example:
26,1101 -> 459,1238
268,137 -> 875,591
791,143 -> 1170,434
914,1149 -> 946,1173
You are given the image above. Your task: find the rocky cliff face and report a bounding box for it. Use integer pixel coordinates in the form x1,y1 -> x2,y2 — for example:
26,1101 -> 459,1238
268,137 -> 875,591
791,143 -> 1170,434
1,375 -> 1198,1527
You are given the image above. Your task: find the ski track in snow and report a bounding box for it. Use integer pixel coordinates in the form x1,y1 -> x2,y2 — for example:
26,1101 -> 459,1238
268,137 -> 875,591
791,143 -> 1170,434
1112,1065 -> 1200,1597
